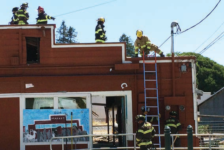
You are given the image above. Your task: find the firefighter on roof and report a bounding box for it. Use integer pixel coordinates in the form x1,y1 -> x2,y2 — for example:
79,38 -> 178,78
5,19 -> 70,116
165,111 -> 182,147
36,6 -> 55,24
10,7 -> 19,25
17,3 -> 29,25
95,17 -> 107,43
136,115 -> 156,150
134,30 -> 165,57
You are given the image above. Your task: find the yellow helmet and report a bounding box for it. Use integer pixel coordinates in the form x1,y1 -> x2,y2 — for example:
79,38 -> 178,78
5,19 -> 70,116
136,30 -> 143,38
97,17 -> 105,23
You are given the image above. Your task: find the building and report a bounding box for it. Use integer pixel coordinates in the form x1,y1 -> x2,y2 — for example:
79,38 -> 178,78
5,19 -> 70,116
198,87 -> 224,133
0,24 -> 199,150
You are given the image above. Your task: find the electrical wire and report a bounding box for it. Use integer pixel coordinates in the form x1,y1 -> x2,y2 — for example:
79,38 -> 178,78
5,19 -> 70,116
198,31 -> 224,54
194,20 -> 224,52
180,0 -> 221,34
158,0 -> 221,49
54,0 -> 116,17
158,36 -> 171,48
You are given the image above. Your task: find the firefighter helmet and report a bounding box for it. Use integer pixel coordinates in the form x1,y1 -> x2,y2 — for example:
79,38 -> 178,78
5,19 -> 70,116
170,111 -> 178,116
37,6 -> 44,12
21,2 -> 28,8
135,115 -> 145,121
136,30 -> 143,38
12,7 -> 19,11
97,17 -> 105,23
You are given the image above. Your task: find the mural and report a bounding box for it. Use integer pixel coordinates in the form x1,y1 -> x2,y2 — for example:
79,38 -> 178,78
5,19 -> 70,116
23,109 -> 89,143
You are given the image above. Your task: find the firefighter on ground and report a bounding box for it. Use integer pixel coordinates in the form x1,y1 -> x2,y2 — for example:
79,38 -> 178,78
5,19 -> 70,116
134,30 -> 165,57
136,115 -> 156,150
10,7 -> 19,25
95,17 -> 107,43
17,3 -> 29,25
165,111 -> 182,147
36,6 -> 55,24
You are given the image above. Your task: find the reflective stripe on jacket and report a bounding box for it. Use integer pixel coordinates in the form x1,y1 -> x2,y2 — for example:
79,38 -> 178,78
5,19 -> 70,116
134,35 -> 151,54
95,24 -> 106,43
16,9 -> 29,20
37,12 -> 53,24
136,122 -> 155,147
165,117 -> 182,134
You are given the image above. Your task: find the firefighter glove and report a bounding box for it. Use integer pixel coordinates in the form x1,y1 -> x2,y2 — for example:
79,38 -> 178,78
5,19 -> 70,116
51,17 -> 55,20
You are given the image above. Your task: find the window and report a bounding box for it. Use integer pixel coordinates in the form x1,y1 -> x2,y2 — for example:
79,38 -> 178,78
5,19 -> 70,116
25,97 -> 54,109
26,37 -> 40,64
58,97 -> 86,109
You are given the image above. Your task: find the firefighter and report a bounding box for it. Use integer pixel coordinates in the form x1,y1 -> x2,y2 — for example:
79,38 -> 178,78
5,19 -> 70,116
165,111 -> 182,147
36,6 -> 55,24
136,115 -> 156,150
17,3 -> 29,25
95,17 -> 107,43
134,30 -> 165,57
141,106 -> 158,123
10,7 -> 19,25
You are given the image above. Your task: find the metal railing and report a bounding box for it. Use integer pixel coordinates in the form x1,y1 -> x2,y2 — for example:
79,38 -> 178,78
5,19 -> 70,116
49,132 -> 224,150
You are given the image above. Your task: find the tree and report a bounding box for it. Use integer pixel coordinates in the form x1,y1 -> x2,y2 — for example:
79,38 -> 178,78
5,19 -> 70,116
168,52 -> 224,93
119,34 -> 135,57
56,21 -> 77,43
67,27 -> 77,43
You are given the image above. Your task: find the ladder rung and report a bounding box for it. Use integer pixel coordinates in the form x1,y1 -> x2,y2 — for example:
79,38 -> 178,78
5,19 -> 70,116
145,71 -> 156,73
145,79 -> 156,81
146,106 -> 158,108
145,88 -> 157,90
146,97 -> 157,99
154,143 -> 160,145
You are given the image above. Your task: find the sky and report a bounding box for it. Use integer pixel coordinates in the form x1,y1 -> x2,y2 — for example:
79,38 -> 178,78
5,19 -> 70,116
2,0 -> 224,65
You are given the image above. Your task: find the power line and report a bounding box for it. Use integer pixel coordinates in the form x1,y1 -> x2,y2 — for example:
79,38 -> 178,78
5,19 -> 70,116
180,0 -> 221,34
198,31 -> 224,54
159,0 -> 221,49
158,36 -> 171,48
54,0 -> 116,17
194,20 -> 224,52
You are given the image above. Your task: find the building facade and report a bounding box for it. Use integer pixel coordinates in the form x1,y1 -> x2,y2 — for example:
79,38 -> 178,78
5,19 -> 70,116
0,25 -> 198,150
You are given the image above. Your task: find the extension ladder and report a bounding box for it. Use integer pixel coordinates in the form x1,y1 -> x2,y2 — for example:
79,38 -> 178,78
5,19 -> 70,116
143,51 -> 161,148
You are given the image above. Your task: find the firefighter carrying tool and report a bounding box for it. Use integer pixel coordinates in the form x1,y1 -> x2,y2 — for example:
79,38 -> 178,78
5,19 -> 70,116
134,30 -> 165,57
36,6 -> 55,24
165,111 -> 182,147
136,115 -> 156,150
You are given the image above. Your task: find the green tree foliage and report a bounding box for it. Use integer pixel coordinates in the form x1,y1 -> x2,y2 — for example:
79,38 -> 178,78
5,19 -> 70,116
56,21 -> 77,43
119,34 -> 135,57
67,26 -> 77,43
168,52 -> 224,93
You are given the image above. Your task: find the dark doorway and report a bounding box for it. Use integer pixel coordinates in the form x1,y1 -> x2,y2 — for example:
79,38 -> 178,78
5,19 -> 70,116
92,96 -> 126,148
26,37 -> 40,64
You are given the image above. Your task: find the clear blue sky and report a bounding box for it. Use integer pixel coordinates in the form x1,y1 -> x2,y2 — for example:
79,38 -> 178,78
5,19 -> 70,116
2,0 -> 224,65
